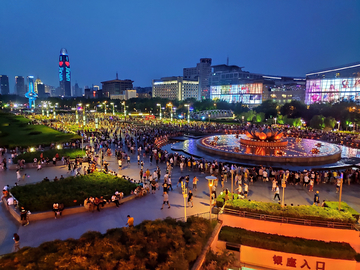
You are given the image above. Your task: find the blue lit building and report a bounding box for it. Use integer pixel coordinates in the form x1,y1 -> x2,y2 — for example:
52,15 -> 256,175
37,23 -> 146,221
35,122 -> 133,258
59,48 -> 71,97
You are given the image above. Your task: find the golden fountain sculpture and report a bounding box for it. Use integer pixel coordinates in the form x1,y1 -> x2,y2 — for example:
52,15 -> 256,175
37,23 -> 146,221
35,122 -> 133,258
241,128 -> 288,148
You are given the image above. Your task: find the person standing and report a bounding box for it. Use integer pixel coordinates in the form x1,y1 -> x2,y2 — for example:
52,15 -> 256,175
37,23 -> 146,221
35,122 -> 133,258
126,215 -> 134,227
244,183 -> 249,198
16,170 -> 21,182
161,191 -> 171,209
274,185 -> 280,201
13,233 -> 20,252
187,190 -> 194,208
192,176 -> 198,191
314,191 -> 320,206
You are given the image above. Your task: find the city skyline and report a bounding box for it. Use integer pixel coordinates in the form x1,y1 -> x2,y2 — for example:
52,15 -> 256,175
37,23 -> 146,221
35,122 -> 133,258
0,0 -> 359,93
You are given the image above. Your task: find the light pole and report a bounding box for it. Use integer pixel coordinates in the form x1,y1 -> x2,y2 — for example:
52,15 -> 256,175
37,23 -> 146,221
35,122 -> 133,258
104,102 -> 107,115
208,113 -> 211,124
75,105 -> 79,124
111,102 -> 115,115
337,121 -> 341,130
230,170 -> 234,194
185,104 -> 190,123
157,103 -> 162,120
167,102 -> 173,121
122,101 -> 126,117
181,181 -> 188,222
274,117 -> 277,125
281,175 -> 286,208
338,173 -> 344,210
206,176 -> 217,223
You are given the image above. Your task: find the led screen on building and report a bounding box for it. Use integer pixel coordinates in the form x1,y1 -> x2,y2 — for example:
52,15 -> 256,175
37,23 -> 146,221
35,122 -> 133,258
305,78 -> 360,104
210,83 -> 262,104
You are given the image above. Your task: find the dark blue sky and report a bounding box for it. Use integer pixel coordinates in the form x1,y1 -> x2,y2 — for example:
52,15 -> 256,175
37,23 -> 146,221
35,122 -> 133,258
1,0 -> 360,92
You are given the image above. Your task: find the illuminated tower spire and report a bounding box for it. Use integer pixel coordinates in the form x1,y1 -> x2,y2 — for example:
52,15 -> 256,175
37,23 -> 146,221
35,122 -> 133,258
59,48 -> 71,96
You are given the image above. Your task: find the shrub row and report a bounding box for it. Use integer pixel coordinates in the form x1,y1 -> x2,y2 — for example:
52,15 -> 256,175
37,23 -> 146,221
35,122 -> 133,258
14,148 -> 85,163
10,172 -> 137,212
219,226 -> 357,260
216,193 -> 357,224
0,217 -> 213,270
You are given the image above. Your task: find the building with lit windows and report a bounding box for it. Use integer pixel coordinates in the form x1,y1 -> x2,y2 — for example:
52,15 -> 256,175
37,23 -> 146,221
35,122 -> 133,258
59,48 -> 71,97
209,64 -> 305,106
305,62 -> 360,104
183,58 -> 212,99
34,78 -> 42,94
152,76 -> 199,101
15,76 -> 25,96
0,75 -> 10,95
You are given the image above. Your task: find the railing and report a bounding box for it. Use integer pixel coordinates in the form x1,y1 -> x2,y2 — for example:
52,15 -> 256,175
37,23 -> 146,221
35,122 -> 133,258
221,207 -> 358,230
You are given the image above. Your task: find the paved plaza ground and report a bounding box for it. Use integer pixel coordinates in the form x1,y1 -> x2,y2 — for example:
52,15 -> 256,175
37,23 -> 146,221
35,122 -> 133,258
1,150 -> 360,255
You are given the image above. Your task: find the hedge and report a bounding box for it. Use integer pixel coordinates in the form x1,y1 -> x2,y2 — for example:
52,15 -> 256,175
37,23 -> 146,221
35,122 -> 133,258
216,193 -> 357,224
219,226 -> 357,260
0,217 -> 213,270
10,172 -> 137,212
13,148 -> 85,163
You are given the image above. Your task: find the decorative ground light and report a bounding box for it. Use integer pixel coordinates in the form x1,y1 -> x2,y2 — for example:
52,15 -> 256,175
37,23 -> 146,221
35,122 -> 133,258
196,134 -> 342,165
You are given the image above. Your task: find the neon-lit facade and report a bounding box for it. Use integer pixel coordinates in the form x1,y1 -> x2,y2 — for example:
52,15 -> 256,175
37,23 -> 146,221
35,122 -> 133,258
210,83 -> 263,104
25,76 -> 38,109
305,78 -> 360,104
59,48 -> 71,96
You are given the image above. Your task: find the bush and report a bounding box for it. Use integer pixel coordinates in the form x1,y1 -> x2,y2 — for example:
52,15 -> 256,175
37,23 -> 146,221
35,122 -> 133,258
0,217 -> 213,270
14,148 -> 85,163
216,193 -> 357,224
10,172 -> 137,212
219,226 -> 356,260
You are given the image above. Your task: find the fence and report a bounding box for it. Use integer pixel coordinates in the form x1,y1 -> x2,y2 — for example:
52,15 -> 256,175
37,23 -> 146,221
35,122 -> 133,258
222,207 -> 359,230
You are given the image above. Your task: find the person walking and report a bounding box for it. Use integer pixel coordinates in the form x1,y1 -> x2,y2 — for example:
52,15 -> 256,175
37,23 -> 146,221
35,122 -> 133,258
13,233 -> 20,252
244,183 -> 249,198
161,191 -> 171,209
314,191 -> 320,206
126,215 -> 134,227
274,185 -> 280,201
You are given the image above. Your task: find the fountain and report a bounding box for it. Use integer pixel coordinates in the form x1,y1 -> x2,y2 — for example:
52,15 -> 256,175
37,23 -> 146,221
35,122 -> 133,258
195,128 -> 342,165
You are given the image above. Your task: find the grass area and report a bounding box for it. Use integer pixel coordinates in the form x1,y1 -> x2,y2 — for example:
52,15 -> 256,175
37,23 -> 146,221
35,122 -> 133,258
0,217 -> 213,269
219,226 -> 357,260
216,193 -> 357,224
10,172 -> 137,212
14,148 -> 85,163
0,112 -> 80,148
324,201 -> 360,215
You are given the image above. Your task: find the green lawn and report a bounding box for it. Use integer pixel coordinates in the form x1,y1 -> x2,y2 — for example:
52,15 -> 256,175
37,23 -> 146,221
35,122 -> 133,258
219,226 -> 357,260
10,172 -> 137,212
217,193 -> 357,223
14,148 -> 85,163
0,112 -> 80,147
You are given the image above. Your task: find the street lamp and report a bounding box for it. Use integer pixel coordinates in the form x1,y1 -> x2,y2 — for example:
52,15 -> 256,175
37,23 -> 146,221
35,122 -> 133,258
157,103 -> 162,120
274,117 -> 277,125
337,121 -> 340,130
230,169 -> 234,194
111,102 -> 115,115
338,173 -> 344,211
206,176 -> 217,223
185,104 -> 190,123
181,181 -> 188,222
167,102 -> 173,121
122,101 -> 126,117
103,102 -> 107,115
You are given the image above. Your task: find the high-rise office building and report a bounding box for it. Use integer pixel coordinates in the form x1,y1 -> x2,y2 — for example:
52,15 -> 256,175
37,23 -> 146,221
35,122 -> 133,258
0,75 -> 10,95
152,76 -> 199,101
59,48 -> 71,96
101,74 -> 134,98
183,58 -> 212,99
15,76 -> 25,96
34,78 -> 43,94
37,82 -> 45,98
74,83 -> 83,97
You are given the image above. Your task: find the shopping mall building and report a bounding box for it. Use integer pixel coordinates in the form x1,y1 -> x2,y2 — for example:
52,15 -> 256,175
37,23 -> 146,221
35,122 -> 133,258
305,62 -> 360,104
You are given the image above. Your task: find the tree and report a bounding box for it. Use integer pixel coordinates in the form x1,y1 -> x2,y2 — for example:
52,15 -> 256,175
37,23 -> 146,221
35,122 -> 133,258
324,117 -> 336,129
254,100 -> 278,119
280,100 -> 307,118
309,115 -> 325,129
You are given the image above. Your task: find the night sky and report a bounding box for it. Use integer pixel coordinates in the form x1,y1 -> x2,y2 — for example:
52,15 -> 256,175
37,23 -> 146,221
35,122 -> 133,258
1,0 -> 359,92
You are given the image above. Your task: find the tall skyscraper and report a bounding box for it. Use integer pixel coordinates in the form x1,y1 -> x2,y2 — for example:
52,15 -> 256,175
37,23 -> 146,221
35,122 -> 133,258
15,76 -> 25,96
183,58 -> 212,99
34,78 -> 43,94
59,48 -> 71,96
0,75 -> 10,95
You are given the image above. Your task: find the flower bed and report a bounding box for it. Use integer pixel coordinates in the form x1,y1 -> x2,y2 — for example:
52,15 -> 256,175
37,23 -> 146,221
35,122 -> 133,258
0,217 -> 213,269
216,193 -> 357,224
10,172 -> 137,212
219,226 -> 357,260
